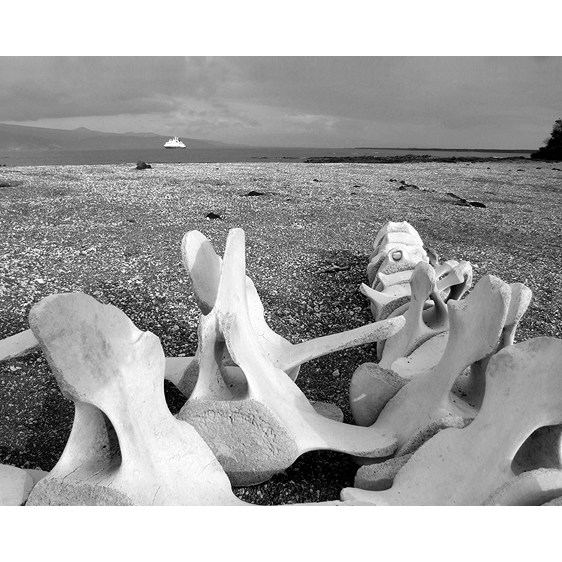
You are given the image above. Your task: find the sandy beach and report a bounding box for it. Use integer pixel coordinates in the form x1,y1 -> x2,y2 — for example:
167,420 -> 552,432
1,159 -> 561,504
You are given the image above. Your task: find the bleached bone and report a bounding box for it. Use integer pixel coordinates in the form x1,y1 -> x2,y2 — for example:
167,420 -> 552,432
483,468 -> 562,506
372,260 -> 469,361
181,229 -> 222,315
311,401 -> 344,422
341,337 -> 562,505
0,464 -> 34,505
349,363 -> 409,426
373,232 -> 424,254
380,292 -> 436,324
436,260 -> 473,302
177,229 -> 399,486
454,282 -> 532,409
25,293 -> 246,506
24,469 -> 48,487
374,269 -> 413,292
365,224 -> 474,334
0,329 -> 40,362
433,260 -> 458,278
353,454 -> 414,492
0,325 -> 198,395
371,221 -> 423,254
375,301 -> 434,361
178,229 -> 403,393
378,261 -> 449,369
360,282 -> 412,322
163,356 -> 196,388
351,267 -> 490,428
392,276 -> 524,392
390,331 -> 449,379
371,275 -> 511,449
499,282 -> 533,348
367,221 -> 429,287
367,223 -> 428,287
425,245 -> 439,267
170,369 -> 343,427
513,425 -> 562,474
368,279 -> 529,430
365,260 -> 470,325
351,262 -> 449,426
375,259 -> 471,370
367,244 -> 428,289
245,276 -> 400,379
376,260 -> 470,325
353,415 -> 470,491
182,229 -> 302,378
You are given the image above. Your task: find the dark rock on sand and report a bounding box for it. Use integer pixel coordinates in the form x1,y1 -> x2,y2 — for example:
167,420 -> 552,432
206,212 -> 222,220
446,192 -> 486,208
398,180 -> 419,190
452,199 -> 486,208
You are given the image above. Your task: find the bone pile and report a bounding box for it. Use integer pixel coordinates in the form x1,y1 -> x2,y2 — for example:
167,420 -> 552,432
1,221 -> 562,506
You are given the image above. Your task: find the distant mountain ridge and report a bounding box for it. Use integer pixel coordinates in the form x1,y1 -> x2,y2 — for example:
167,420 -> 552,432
0,123 -> 233,150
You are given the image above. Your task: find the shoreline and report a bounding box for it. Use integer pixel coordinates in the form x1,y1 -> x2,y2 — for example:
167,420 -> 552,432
304,154 -> 532,164
0,146 -> 536,168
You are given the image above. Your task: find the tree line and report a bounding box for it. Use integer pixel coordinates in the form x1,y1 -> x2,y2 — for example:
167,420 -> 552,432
531,118 -> 562,160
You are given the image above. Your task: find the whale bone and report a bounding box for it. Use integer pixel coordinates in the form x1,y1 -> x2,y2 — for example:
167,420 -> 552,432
378,261 -> 449,369
371,274 -> 511,448
454,282 -> 532,409
180,230 -> 404,393
178,229 -> 399,486
342,337 -> 562,505
25,293 -> 245,506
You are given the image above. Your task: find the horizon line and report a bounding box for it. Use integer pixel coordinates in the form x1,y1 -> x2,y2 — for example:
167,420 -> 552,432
0,122 -> 536,152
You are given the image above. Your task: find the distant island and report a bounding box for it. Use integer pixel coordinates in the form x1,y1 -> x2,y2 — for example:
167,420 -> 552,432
354,147 -> 533,153
305,151 -> 532,164
0,123 -> 233,151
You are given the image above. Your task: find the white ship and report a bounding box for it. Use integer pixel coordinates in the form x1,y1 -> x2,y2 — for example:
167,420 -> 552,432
164,136 -> 186,149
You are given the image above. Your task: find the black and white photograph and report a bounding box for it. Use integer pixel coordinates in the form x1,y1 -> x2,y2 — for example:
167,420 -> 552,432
0,5 -> 560,558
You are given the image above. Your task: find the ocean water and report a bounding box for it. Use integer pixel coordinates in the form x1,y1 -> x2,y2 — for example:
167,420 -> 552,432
0,146 -> 532,167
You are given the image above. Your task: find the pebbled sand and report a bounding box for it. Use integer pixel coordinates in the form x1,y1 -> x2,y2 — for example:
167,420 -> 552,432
1,159 -> 561,504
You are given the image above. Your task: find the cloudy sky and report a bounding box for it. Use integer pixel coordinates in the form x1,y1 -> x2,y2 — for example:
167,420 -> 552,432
1,56 -> 560,149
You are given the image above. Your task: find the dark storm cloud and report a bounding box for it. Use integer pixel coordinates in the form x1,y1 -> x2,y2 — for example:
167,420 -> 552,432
223,57 -> 562,127
1,56 -> 560,147
0,57 -> 229,121
5,56 -> 561,124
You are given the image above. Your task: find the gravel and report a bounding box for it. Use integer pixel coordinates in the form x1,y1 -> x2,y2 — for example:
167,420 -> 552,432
1,159 -> 560,505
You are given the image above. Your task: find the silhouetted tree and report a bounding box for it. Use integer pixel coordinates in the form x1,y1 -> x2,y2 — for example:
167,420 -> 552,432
531,118 -> 562,160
